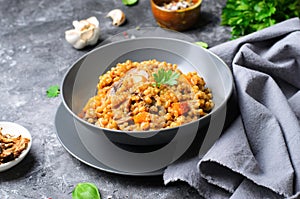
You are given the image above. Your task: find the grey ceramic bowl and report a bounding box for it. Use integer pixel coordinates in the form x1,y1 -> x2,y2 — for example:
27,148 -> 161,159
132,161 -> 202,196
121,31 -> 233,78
61,37 -> 233,148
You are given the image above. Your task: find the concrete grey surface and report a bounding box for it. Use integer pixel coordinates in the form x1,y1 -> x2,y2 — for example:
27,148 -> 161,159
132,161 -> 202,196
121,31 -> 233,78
0,0 -> 231,198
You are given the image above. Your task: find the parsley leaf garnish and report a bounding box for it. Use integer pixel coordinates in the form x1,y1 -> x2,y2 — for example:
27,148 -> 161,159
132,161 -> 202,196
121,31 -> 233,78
153,68 -> 180,87
46,85 -> 60,98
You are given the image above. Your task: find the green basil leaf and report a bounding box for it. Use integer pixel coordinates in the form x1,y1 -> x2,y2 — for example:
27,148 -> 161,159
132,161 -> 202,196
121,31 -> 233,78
72,183 -> 101,199
122,0 -> 138,6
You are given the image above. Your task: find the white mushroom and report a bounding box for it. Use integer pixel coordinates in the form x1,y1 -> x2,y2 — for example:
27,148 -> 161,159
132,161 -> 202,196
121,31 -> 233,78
106,9 -> 126,26
65,16 -> 100,49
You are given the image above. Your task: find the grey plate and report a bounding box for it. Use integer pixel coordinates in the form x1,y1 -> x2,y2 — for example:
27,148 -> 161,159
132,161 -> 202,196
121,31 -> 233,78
54,103 -> 164,176
58,36 -> 233,174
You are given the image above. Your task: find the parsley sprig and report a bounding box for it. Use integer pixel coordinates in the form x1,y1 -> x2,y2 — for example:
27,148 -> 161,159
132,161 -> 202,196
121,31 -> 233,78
221,0 -> 300,39
153,68 -> 180,87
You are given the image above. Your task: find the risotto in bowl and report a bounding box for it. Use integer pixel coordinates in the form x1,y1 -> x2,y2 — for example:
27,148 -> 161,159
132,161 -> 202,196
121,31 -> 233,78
79,59 -> 214,131
61,37 -> 233,146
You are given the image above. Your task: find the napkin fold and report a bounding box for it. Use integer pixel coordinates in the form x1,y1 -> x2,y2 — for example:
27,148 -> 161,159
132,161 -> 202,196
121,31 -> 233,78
164,17 -> 300,198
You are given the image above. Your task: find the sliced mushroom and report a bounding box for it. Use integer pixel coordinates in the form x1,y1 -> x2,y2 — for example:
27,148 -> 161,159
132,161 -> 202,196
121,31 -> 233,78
108,69 -> 149,96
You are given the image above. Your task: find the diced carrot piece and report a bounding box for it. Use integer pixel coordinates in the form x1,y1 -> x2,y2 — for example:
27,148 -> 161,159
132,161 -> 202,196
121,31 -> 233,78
172,102 -> 190,116
133,112 -> 150,123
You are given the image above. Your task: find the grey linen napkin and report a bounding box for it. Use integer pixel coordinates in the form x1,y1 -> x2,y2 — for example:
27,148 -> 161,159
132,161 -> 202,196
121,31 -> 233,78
164,17 -> 300,199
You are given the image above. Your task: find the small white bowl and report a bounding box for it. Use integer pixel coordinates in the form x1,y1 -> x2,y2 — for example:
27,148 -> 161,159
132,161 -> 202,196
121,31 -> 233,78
0,121 -> 32,172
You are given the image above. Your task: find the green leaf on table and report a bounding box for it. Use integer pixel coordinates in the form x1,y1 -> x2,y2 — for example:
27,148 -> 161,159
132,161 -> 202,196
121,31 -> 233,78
122,0 -> 138,6
195,41 -> 208,49
46,85 -> 60,98
72,183 -> 101,199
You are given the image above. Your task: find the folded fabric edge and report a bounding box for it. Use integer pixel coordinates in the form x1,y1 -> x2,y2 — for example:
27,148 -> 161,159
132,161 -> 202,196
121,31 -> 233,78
199,158 -> 290,198
163,156 -> 232,198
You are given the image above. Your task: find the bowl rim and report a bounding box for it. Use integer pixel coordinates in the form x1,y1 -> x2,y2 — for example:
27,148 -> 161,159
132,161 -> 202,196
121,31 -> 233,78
61,37 -> 233,134
151,0 -> 202,13
0,121 -> 32,172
